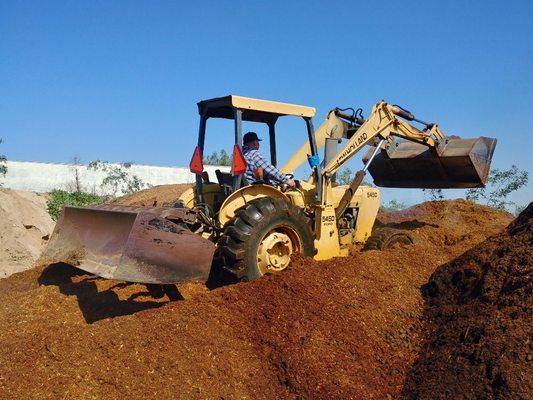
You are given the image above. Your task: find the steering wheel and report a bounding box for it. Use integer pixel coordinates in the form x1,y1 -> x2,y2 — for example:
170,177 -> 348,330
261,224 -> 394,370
279,183 -> 289,193
280,174 -> 298,193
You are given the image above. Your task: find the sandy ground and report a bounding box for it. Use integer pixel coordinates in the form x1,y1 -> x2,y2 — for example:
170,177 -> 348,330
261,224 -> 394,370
0,189 -> 54,278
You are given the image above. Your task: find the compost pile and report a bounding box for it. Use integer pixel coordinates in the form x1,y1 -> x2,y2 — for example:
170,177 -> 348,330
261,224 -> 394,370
108,183 -> 192,207
0,192 -> 517,399
404,203 -> 532,399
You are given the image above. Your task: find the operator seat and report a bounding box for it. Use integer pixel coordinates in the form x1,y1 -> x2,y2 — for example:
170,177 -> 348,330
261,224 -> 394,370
215,169 -> 249,197
215,169 -> 233,187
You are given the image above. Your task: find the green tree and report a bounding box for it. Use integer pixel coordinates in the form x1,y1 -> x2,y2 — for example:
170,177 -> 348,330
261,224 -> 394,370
204,149 -> 231,166
336,167 -> 374,186
336,167 -> 353,185
88,160 -> 150,196
514,204 -> 527,216
422,188 -> 445,201
465,165 -> 528,211
0,139 -> 7,182
381,199 -> 407,212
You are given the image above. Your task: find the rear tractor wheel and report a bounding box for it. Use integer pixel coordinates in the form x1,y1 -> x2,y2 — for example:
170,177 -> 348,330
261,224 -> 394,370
218,197 -> 315,281
363,227 -> 414,250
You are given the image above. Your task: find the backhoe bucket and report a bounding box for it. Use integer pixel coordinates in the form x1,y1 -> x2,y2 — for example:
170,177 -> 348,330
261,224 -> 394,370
362,136 -> 496,188
41,205 -> 215,284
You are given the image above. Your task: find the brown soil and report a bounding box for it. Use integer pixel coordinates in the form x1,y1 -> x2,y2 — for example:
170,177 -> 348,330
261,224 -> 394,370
403,203 -> 533,399
109,184 -> 192,207
0,200 -> 516,399
377,198 -> 513,252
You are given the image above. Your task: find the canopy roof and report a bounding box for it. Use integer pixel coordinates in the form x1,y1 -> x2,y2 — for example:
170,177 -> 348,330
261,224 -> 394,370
197,95 -> 316,123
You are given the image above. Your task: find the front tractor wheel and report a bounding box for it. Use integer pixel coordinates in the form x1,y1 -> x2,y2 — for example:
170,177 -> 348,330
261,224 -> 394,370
218,197 -> 315,281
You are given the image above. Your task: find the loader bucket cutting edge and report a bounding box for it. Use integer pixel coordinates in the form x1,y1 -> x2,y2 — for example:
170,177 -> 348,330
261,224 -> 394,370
362,136 -> 497,189
41,206 -> 215,284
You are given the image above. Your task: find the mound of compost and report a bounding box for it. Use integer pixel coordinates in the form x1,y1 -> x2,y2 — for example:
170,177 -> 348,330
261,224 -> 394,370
0,200 -> 514,399
109,184 -> 192,207
378,199 -> 513,252
404,203 -> 532,399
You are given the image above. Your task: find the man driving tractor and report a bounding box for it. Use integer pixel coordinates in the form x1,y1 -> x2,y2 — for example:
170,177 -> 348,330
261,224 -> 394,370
242,131 -> 296,187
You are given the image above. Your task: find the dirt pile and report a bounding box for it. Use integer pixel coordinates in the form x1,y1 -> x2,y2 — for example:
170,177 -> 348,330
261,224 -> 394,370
0,200 -> 515,399
404,202 -> 532,399
109,184 -> 192,207
0,189 -> 55,278
377,199 -> 513,255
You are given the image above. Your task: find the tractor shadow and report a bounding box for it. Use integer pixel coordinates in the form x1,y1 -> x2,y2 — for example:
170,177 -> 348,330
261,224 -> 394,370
38,263 -> 184,324
38,261 -> 239,324
374,219 -> 440,230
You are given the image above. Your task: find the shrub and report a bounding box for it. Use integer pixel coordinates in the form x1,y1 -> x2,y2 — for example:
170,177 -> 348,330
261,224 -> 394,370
46,190 -> 107,221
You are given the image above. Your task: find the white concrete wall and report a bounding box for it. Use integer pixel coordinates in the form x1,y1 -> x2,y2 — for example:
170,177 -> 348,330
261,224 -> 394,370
1,160 -> 230,196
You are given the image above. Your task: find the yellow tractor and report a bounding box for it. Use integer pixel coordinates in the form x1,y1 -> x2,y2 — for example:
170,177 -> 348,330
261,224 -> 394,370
43,95 -> 496,283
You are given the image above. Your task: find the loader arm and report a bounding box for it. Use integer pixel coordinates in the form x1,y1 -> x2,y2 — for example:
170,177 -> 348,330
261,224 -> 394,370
281,101 -> 447,178
317,100 -> 495,218
322,101 -> 445,177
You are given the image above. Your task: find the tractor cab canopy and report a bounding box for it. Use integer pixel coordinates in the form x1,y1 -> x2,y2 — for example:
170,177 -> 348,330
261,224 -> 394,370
197,95 -> 316,123
192,95 -> 320,200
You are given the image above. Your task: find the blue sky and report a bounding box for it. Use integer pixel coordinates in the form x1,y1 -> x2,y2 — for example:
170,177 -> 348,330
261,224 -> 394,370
1,0 -> 531,207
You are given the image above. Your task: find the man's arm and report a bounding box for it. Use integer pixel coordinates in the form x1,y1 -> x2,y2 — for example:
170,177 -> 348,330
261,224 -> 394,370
254,152 -> 289,184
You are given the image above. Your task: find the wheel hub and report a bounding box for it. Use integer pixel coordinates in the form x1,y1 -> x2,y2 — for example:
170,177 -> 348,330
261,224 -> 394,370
257,231 -> 294,274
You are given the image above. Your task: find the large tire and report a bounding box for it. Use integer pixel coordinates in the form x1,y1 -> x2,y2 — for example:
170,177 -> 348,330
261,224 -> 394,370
363,227 -> 414,250
218,197 -> 315,280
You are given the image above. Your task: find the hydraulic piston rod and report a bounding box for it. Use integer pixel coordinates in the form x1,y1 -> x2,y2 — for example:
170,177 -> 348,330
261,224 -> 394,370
335,139 -> 385,219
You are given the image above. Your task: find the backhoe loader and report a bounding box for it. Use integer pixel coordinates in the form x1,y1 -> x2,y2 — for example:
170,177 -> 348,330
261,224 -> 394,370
42,95 -> 496,283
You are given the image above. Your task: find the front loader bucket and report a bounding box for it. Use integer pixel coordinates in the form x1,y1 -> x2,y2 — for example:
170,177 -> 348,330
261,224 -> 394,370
41,205 -> 215,284
362,136 -> 496,188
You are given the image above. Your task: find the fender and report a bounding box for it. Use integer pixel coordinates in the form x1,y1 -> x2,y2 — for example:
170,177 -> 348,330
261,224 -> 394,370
218,184 -> 289,226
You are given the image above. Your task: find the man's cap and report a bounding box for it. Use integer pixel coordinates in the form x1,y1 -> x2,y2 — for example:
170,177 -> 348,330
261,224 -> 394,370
243,131 -> 262,144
